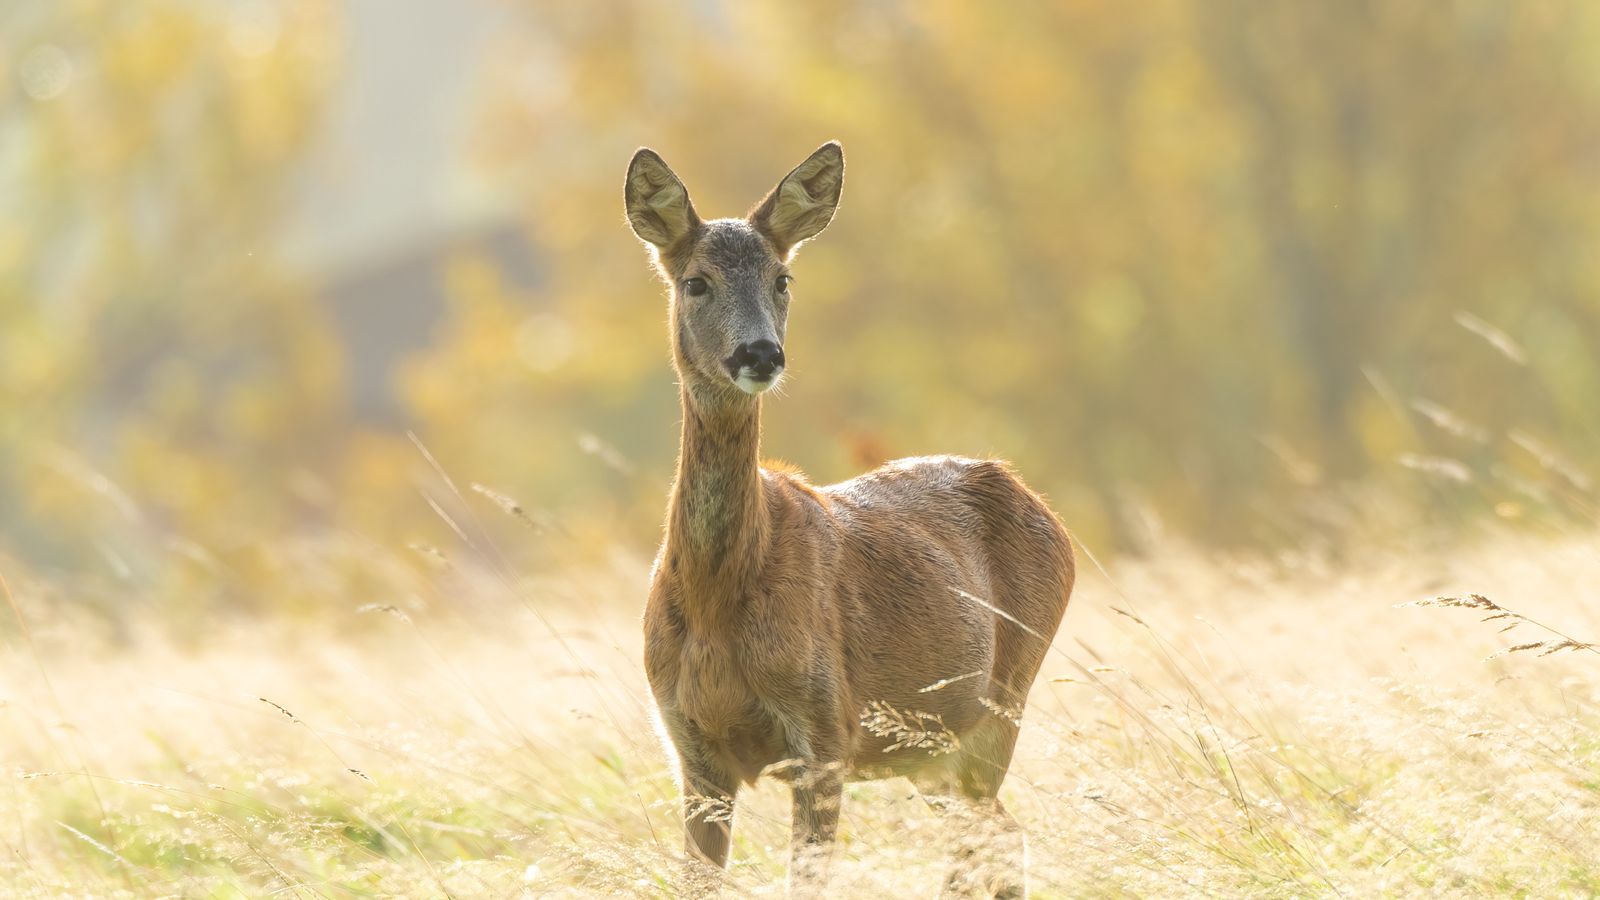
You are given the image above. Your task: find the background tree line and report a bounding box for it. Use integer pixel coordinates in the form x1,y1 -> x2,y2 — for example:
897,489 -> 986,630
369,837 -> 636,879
5,0 -> 1598,612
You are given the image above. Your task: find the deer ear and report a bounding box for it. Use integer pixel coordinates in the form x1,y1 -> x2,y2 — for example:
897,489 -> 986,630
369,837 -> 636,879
750,141 -> 844,256
625,149 -> 701,248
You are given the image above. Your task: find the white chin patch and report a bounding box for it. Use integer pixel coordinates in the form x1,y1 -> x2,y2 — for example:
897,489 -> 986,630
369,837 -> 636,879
734,371 -> 783,395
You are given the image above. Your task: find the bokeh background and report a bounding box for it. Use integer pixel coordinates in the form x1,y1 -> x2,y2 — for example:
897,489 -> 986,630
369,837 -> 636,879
6,0 -> 1600,617
6,6 -> 1600,895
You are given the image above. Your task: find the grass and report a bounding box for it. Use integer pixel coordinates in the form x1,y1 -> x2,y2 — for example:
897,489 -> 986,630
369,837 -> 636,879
3,525 -> 1599,898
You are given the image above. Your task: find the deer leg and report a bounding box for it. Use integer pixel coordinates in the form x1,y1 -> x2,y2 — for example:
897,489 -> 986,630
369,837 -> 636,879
683,764 -> 738,864
661,711 -> 740,872
673,735 -> 740,896
682,762 -> 738,863
787,759 -> 842,896
776,710 -> 845,897
915,710 -> 1027,899
935,795 -> 1025,900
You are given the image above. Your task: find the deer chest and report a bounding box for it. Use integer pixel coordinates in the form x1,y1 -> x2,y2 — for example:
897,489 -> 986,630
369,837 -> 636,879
668,637 -> 759,737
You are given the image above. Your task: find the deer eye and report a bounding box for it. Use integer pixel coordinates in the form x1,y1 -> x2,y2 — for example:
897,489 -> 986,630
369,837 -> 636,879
775,275 -> 793,295
683,277 -> 708,297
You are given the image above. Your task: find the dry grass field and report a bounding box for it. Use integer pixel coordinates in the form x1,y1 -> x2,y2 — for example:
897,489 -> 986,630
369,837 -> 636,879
4,521 -> 1597,898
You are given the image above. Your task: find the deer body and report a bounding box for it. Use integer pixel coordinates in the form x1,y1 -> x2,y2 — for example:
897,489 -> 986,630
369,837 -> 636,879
627,143 -> 1074,897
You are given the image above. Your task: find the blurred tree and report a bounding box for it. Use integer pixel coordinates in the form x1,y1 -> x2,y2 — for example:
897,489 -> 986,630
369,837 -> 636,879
7,0 -> 1600,617
0,0 -> 343,592
427,0 -> 1600,552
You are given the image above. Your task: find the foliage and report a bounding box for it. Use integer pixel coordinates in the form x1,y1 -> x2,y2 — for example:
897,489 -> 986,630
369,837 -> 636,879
4,1 -> 1600,603
452,0 -> 1600,551
2,0 -> 342,601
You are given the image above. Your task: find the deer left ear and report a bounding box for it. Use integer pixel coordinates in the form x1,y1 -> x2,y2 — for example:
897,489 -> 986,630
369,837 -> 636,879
750,141 -> 844,256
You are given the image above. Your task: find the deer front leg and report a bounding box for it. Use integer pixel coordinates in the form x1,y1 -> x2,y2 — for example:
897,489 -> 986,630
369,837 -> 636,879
788,760 -> 842,895
780,713 -> 846,897
682,755 -> 738,868
666,716 -> 740,892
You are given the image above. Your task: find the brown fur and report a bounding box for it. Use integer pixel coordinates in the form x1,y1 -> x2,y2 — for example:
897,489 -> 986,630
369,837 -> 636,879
625,143 -> 1075,897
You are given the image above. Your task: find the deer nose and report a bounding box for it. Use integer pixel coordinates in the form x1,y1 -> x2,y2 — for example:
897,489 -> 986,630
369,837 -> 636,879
729,339 -> 785,378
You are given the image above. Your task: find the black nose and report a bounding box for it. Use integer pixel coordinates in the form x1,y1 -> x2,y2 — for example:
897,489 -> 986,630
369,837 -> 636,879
729,339 -> 785,378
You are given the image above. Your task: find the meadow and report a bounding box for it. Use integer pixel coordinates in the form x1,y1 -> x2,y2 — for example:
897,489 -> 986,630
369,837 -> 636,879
5,513 -> 1596,897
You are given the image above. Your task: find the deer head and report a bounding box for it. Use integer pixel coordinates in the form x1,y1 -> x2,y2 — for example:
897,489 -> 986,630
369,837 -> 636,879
625,142 -> 844,397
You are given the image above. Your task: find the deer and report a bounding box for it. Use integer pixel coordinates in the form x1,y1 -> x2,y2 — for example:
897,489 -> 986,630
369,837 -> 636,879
624,141 -> 1075,898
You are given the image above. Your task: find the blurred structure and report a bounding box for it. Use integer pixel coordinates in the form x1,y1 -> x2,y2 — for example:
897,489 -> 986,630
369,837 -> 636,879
4,0 -> 1599,608
290,1 -> 537,425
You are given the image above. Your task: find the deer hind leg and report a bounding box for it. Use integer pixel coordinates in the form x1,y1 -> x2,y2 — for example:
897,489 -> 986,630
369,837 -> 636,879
935,794 -> 1026,900
911,710 -> 1025,899
939,534 -> 1065,897
910,667 -> 1031,899
934,616 -> 1054,898
911,790 -> 1026,900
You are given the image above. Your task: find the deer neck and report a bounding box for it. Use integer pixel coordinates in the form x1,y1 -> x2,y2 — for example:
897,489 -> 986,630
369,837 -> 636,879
665,381 -> 769,615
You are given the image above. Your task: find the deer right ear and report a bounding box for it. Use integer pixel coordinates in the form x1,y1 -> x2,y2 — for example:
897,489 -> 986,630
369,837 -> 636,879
625,149 -> 700,249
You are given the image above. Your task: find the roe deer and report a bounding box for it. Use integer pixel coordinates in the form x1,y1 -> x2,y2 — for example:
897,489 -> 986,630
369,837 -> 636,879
625,141 -> 1074,897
